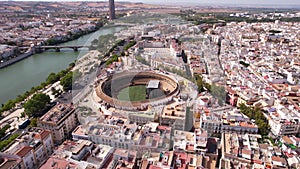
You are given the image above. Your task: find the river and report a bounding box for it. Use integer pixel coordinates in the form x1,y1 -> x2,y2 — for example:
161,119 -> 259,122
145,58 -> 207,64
0,25 -> 125,105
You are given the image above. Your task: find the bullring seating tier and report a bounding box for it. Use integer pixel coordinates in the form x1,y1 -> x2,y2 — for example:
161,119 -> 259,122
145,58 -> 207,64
95,71 -> 180,111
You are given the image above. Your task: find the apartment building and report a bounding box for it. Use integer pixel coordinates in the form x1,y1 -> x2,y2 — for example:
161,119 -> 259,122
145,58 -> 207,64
161,101 -> 186,130
3,128 -> 53,169
0,153 -> 23,169
267,105 -> 300,136
72,121 -> 171,157
38,103 -> 78,144
200,109 -> 258,135
173,129 -> 208,153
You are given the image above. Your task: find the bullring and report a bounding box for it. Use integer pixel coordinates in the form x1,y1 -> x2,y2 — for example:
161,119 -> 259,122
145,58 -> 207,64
95,71 -> 180,111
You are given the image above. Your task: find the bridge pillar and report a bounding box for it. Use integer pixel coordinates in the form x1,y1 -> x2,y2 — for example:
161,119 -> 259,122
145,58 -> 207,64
55,48 -> 60,52
73,47 -> 78,52
34,47 -> 43,54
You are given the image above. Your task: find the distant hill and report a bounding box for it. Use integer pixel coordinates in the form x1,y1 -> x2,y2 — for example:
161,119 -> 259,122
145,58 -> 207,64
0,1 -> 162,13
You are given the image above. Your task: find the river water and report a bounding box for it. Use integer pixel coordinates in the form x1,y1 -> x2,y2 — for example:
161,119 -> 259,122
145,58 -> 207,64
0,25 -> 125,105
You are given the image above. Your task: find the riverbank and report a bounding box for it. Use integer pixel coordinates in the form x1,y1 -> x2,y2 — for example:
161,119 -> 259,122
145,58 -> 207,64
0,48 -> 98,120
0,25 -> 126,106
0,25 -> 104,70
0,49 -> 34,69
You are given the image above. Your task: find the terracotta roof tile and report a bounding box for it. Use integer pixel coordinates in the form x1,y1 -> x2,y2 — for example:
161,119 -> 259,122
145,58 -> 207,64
15,146 -> 33,158
40,130 -> 51,140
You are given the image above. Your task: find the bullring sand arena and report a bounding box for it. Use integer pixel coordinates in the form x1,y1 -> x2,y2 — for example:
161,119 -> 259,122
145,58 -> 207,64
95,71 -> 180,110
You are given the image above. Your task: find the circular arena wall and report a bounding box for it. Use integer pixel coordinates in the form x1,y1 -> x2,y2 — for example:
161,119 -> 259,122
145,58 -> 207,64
95,71 -> 180,110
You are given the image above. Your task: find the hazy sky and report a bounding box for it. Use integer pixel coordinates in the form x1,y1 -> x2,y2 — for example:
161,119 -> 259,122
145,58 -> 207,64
3,0 -> 300,7
120,0 -> 300,5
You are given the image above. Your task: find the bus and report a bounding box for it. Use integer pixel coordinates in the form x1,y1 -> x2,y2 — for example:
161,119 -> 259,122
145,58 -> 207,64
18,119 -> 30,129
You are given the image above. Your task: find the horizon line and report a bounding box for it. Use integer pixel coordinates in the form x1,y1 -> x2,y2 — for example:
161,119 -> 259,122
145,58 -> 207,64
1,0 -> 300,9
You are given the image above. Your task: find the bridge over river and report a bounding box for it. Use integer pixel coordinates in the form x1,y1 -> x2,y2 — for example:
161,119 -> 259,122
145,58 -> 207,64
0,25 -> 126,105
19,45 -> 90,52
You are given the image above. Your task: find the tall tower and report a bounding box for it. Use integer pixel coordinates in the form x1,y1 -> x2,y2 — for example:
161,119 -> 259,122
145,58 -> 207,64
109,0 -> 116,20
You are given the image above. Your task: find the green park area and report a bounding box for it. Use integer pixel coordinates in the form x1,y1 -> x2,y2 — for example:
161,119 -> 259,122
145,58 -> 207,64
117,85 -> 147,102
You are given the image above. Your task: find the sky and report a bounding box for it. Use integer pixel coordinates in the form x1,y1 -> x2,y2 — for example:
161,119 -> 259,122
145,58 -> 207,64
121,0 -> 300,5
2,0 -> 300,7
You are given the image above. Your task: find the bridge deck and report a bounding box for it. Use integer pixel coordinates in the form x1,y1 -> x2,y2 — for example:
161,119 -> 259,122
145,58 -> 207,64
19,45 -> 90,49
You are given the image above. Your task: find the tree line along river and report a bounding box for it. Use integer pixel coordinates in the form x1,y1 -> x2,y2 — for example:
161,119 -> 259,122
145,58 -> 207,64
0,25 -> 125,106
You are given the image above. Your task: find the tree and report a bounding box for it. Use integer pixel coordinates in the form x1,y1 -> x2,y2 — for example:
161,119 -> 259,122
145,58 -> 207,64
194,74 -> 211,93
69,62 -> 76,68
60,72 -> 73,91
91,39 -> 98,45
51,87 -> 61,97
20,112 -> 25,118
1,100 -> 16,112
24,93 -> 50,117
46,72 -> 59,84
0,134 -> 19,151
106,54 -> 119,65
0,66 -> 73,115
210,84 -> 226,106
29,118 -> 37,127
57,69 -> 68,78
0,124 -> 11,139
239,103 -> 270,136
239,61 -> 250,67
124,41 -> 136,51
60,70 -> 82,91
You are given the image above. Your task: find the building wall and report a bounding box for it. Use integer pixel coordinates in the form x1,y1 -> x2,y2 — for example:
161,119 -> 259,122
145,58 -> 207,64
128,113 -> 155,124
200,121 -> 222,135
270,119 -> 300,136
22,150 -> 36,169
161,117 -> 185,130
34,145 -> 45,165
43,134 -> 54,156
201,119 -> 258,135
90,135 -> 130,150
72,145 -> 93,161
38,110 -> 77,144
50,126 -> 64,144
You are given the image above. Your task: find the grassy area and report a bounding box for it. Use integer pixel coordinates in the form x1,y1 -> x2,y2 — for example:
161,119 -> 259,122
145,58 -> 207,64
117,85 -> 147,101
0,133 -> 19,151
